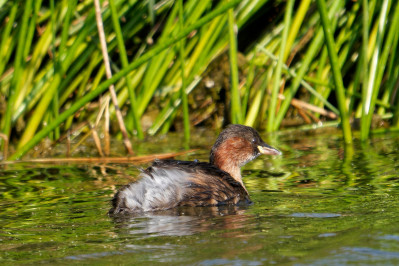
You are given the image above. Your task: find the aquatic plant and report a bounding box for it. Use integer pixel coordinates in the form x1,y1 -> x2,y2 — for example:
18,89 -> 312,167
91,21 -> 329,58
0,0 -> 398,159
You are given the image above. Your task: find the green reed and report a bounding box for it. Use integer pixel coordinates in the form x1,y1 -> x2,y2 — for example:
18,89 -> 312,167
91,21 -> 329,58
1,0 -> 399,159
267,0 -> 294,132
109,0 -> 143,139
178,0 -> 190,143
316,0 -> 352,144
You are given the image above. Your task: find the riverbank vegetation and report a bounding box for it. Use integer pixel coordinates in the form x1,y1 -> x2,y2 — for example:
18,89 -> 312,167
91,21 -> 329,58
1,0 -> 398,159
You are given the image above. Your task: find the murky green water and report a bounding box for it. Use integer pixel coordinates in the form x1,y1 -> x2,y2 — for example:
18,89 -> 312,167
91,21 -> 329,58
1,129 -> 399,265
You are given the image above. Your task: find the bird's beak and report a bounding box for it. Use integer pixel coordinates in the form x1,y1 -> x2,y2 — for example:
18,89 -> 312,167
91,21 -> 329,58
258,144 -> 282,155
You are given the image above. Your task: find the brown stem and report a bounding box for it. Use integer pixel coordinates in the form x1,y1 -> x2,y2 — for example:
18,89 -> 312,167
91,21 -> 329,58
90,124 -> 104,157
93,0 -> 134,155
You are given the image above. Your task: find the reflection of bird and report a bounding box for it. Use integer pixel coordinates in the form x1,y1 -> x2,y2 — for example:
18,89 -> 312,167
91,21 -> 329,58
113,206 -> 250,237
109,124 -> 281,215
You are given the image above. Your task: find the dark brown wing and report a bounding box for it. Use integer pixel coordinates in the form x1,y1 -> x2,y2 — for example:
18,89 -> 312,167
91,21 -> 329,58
152,160 -> 250,207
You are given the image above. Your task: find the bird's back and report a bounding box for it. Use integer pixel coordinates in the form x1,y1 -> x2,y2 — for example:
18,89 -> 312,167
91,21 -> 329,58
109,160 -> 250,215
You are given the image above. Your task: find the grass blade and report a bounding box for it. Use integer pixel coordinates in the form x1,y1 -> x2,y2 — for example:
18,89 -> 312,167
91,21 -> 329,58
178,0 -> 190,143
316,0 -> 352,144
2,0 -> 33,139
267,0 -> 294,132
8,0 -> 242,160
109,0 -> 143,139
228,2 -> 242,124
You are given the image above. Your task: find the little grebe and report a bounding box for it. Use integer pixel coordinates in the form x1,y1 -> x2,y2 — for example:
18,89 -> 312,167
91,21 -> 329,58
109,124 -> 281,215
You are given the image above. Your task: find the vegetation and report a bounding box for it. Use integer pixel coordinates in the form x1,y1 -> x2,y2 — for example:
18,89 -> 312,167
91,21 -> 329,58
1,0 -> 398,159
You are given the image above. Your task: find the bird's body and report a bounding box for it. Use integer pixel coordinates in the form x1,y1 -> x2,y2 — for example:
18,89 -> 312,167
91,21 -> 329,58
109,124 -> 281,215
109,160 -> 249,214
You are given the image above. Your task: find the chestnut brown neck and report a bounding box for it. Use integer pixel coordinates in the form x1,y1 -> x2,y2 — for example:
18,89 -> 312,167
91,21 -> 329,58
210,137 -> 254,189
214,159 -> 243,186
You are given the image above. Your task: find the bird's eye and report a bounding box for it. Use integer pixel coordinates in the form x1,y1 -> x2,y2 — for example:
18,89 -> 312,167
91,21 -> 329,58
251,138 -> 256,143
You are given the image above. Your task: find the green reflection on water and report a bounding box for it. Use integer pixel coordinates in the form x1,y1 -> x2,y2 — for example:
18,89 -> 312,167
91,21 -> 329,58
1,130 -> 399,264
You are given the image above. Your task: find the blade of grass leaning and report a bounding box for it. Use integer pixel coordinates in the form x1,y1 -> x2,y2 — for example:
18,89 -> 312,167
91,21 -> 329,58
242,54 -> 256,118
17,40 -> 91,147
59,0 -> 76,55
316,0 -> 352,144
139,1 -> 229,133
109,0 -> 143,139
378,29 -> 399,115
228,3 -> 243,124
12,65 -> 53,123
155,1 -> 193,135
185,14 -> 227,81
17,8 -> 96,147
156,0 -> 270,131
94,0 -> 134,155
245,69 -> 272,127
359,0 -> 370,126
0,2 -> 18,136
2,0 -> 33,139
23,0 -> 217,140
60,51 -> 100,106
361,0 -> 390,140
347,51 -> 364,117
258,46 -> 339,115
367,2 -> 399,125
55,0 -> 76,133
366,4 -> 380,60
178,0 -> 190,143
50,0 -> 60,140
274,0 -> 342,130
24,0 -> 42,59
135,2 -> 181,112
14,15 -> 54,110
0,2 -> 17,73
3,1 -> 75,127
148,77 -> 201,136
8,0 -> 242,160
317,1 -> 359,114
137,0 -> 211,119
148,15 -> 227,134
283,0 -> 311,61
267,0 -> 294,132
312,47 -> 328,108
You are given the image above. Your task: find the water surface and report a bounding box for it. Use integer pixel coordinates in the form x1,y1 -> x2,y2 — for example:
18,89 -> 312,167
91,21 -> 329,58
1,129 -> 399,264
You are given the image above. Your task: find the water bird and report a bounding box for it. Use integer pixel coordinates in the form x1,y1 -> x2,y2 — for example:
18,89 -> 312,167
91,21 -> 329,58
109,124 -> 281,215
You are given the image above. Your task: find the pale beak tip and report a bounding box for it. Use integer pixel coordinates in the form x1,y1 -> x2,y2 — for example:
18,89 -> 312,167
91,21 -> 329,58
258,145 -> 282,156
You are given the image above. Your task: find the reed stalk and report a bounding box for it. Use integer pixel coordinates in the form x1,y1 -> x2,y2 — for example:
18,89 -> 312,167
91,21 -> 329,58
50,0 -> 60,140
2,0 -> 33,139
273,6 -> 330,129
258,46 -> 339,115
267,0 -> 294,132
283,0 -> 311,62
8,0 -> 242,160
362,1 -> 399,139
0,2 -> 18,78
178,0 -> 190,143
109,0 -> 143,139
93,0 -> 134,154
228,2 -> 243,124
2,0 -> 398,159
316,0 -> 352,144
